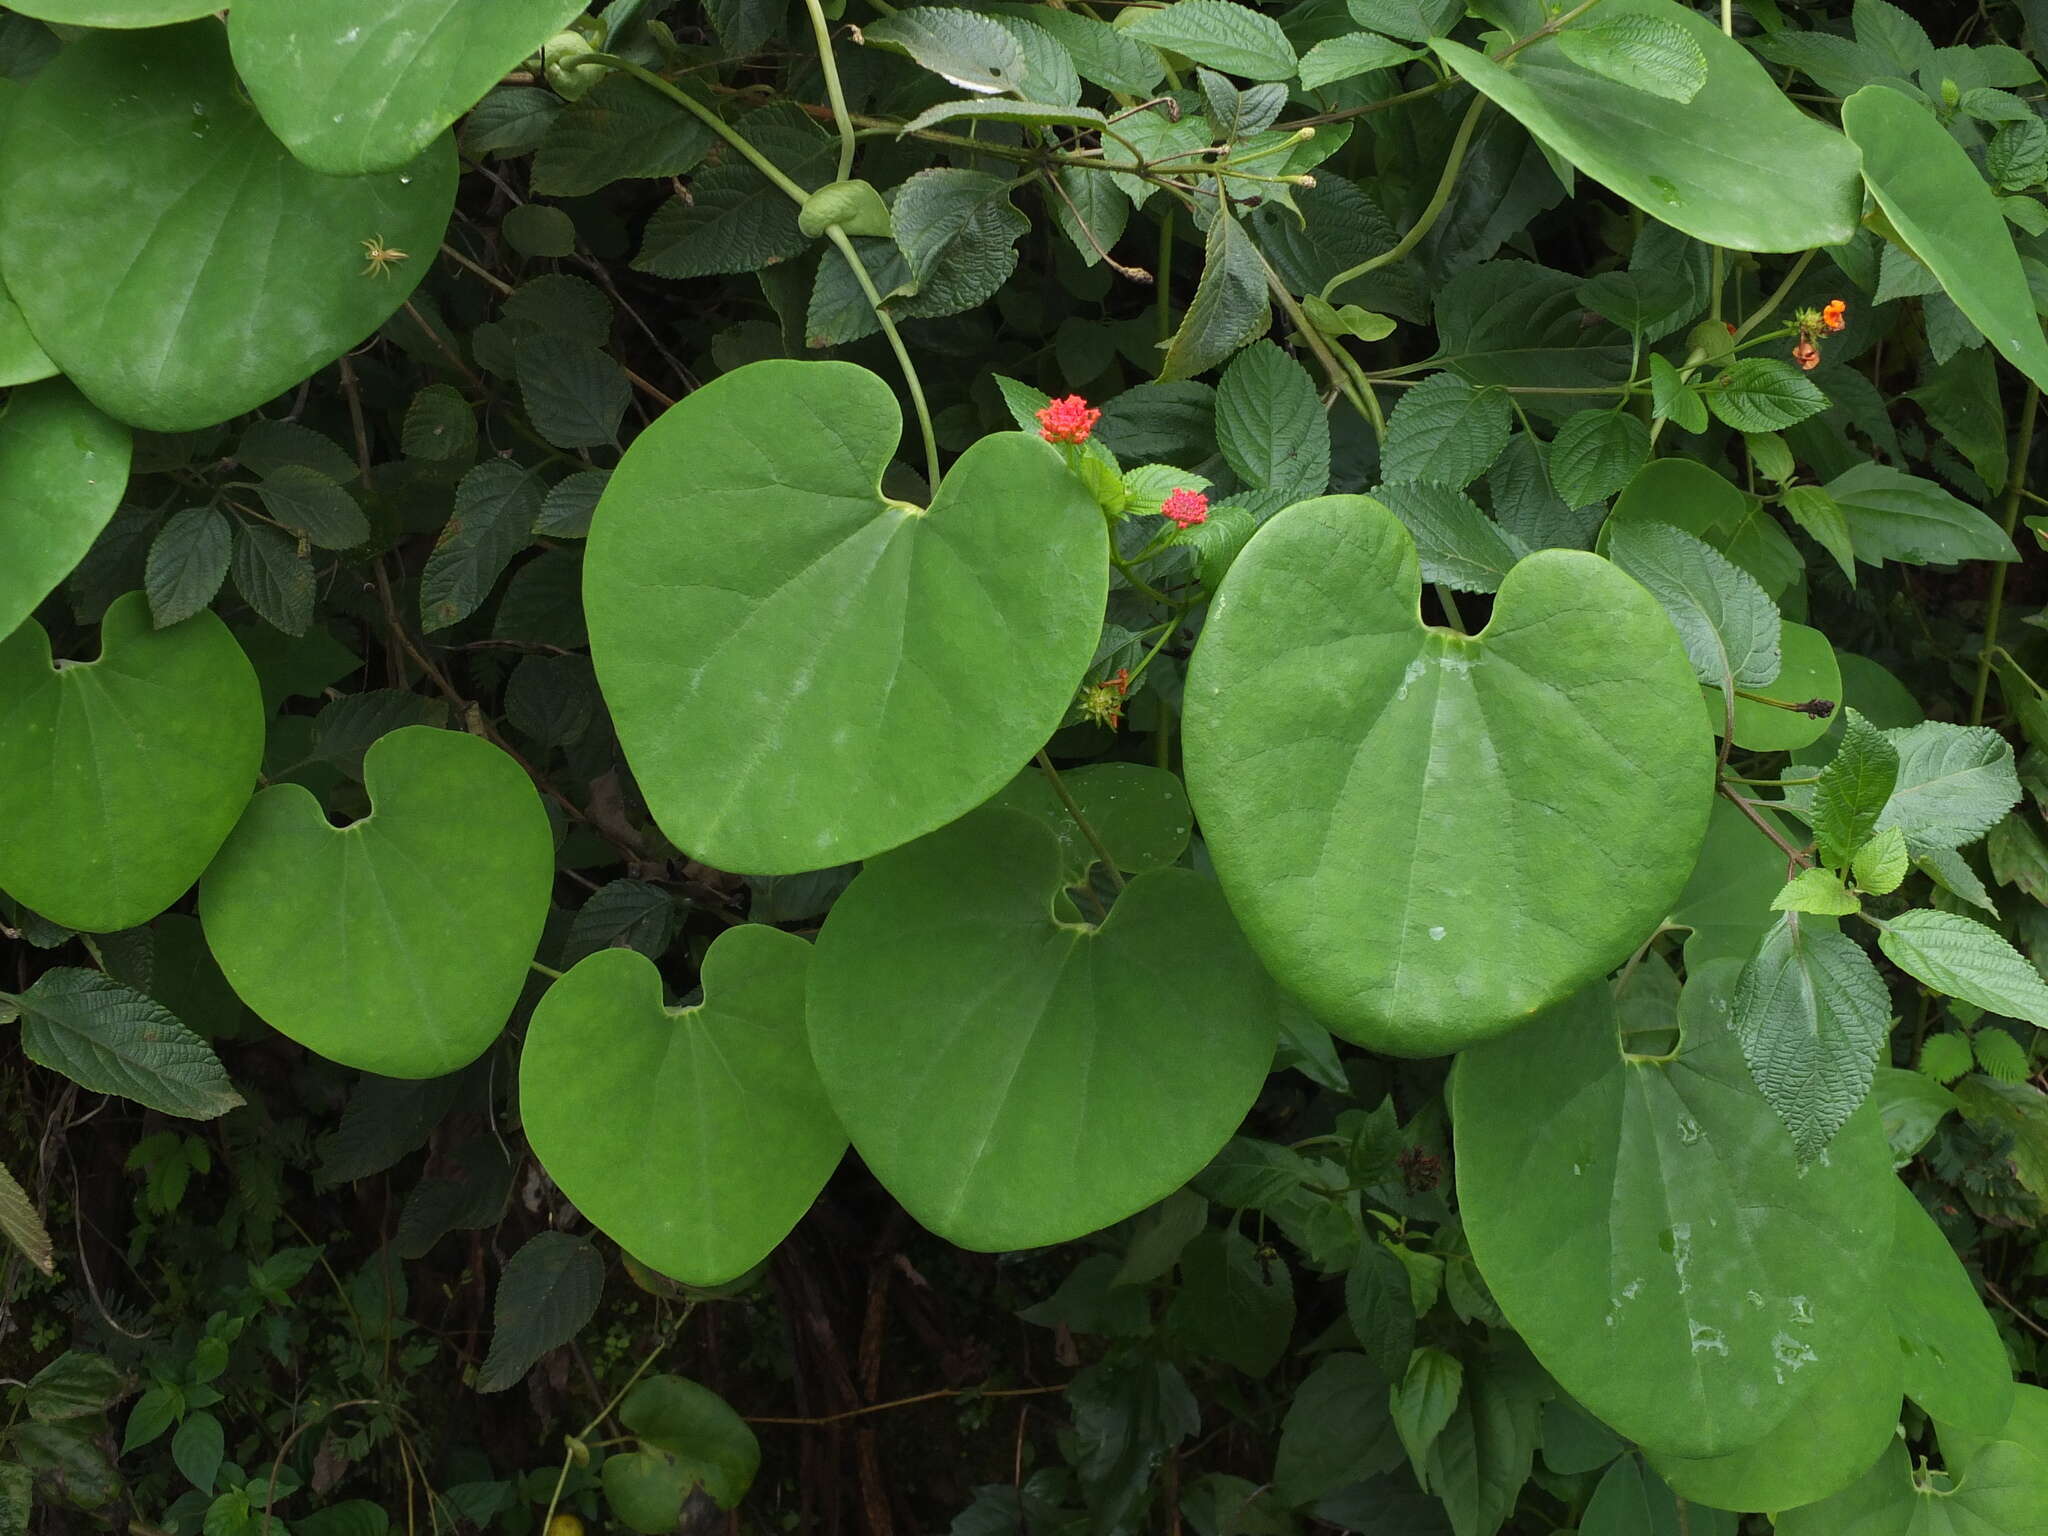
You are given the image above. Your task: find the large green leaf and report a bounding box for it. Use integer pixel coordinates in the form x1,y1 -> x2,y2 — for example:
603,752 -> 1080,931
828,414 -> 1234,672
1776,1434 -> 2048,1536
1842,84 -> 2048,394
1649,1320 -> 1900,1515
2,0 -> 215,22
521,926 -> 845,1286
0,274 -> 56,388
1182,495 -> 1712,1056
0,379 -> 129,644
1887,1181 -> 2014,1435
1431,0 -> 1859,252
806,807 -> 1276,1250
584,360 -> 1107,873
1668,796 -> 1793,971
0,23 -> 455,431
1452,972 -> 1897,1460
0,593 -> 260,931
200,727 -> 553,1079
228,0 -> 585,174
1606,457 -> 1804,602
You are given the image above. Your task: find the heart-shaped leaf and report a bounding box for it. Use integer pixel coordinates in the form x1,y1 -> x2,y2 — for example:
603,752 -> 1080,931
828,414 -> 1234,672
200,726 -> 551,1079
1452,967 -> 1897,1460
0,593 -> 261,932
1431,0 -> 1859,252
584,359 -> 1108,873
0,22 -> 455,431
1182,495 -> 1712,1056
1886,1179 -> 2014,1435
0,379 -> 130,644
1776,1432 -> 2048,1536
520,925 -> 844,1286
806,806 -> 1277,1250
229,0 -> 585,174
3,1 -> 216,22
0,276 -> 57,388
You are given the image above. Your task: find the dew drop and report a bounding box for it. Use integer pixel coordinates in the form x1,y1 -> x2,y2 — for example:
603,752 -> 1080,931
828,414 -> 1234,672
1649,175 -> 1682,205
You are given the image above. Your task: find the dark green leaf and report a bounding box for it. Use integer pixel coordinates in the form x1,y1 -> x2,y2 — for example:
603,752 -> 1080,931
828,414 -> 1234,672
10,968 -> 241,1119
144,508 -> 231,628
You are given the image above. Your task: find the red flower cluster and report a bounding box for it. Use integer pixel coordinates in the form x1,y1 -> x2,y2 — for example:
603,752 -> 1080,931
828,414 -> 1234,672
1161,488 -> 1209,528
1036,394 -> 1100,444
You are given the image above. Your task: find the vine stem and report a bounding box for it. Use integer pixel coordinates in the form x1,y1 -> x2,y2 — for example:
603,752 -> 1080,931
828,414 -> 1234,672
589,52 -> 942,487
825,225 -> 942,487
746,1382 -> 1067,1425
1036,750 -> 1126,892
540,1308 -> 694,1532
1971,381 -> 2039,725
1717,782 -> 1811,868
799,0 -> 858,182
1318,94 -> 1486,302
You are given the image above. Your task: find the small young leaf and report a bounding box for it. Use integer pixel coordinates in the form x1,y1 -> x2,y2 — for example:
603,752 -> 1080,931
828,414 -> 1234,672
1770,867 -> 1860,916
1344,1240 -> 1415,1382
1973,1028 -> 2031,1083
1812,710 -> 1900,868
1391,1347 -> 1464,1471
1648,354 -> 1708,433
1852,825 -> 1909,894
1878,909 -> 2048,1026
0,1158 -> 53,1276
144,507 -> 231,628
1917,1031 -> 1974,1084
402,384 -> 477,463
170,1410 -> 222,1494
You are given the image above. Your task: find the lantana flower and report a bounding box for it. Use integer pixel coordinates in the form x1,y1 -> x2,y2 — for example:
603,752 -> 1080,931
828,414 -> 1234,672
1161,488 -> 1209,528
1036,394 -> 1100,445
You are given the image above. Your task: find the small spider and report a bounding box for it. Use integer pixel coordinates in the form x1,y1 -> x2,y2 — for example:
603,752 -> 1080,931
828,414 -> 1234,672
360,235 -> 410,279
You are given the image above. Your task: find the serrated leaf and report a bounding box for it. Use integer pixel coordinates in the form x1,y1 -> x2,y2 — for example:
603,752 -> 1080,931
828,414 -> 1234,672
0,1158 -> 53,1276
420,461 -> 542,632
531,75 -> 715,198
402,384 -> 475,462
1549,409 -> 1648,506
889,167 -> 1028,320
1606,520 -> 1781,690
1649,353 -> 1708,433
1918,1031 -> 1974,1084
238,418 -> 356,482
1121,0 -> 1297,81
898,96 -> 1105,134
1372,480 -> 1525,593
1878,909 -> 2048,1026
516,335 -> 630,450
1733,915 -> 1891,1162
8,968 -> 242,1119
1876,722 -> 2022,857
1215,341 -> 1329,500
1813,710 -> 1900,868
1974,1028 -> 2031,1082
1348,0 -> 1459,42
231,522 -> 314,637
861,7 -> 1027,94
1392,1347 -> 1464,1472
254,464 -> 368,549
1918,846 -> 1999,914
144,508 -> 231,629
1344,1240 -> 1415,1381
1707,358 -> 1829,432
1557,15 -> 1707,104
1853,825 -> 1909,895
536,468 -> 608,538
564,879 -> 678,966
1771,867 -> 1861,917
1381,373 -> 1511,489
171,1411 -> 221,1494
1159,209 -> 1269,382
477,1231 -> 605,1393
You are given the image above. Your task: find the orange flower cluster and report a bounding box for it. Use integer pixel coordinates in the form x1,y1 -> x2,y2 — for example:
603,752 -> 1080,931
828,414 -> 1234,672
1036,394 -> 1100,444
1791,299 -> 1848,371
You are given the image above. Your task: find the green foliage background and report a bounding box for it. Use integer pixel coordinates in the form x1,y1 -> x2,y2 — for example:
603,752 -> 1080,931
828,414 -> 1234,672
1,0 -> 2047,1532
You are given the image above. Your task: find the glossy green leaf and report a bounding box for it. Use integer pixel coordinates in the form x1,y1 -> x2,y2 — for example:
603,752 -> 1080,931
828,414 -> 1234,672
1649,1321 -> 1900,1515
1776,1434 -> 2048,1536
201,726 -> 552,1078
0,274 -> 55,388
2,0 -> 214,22
585,360 -> 1106,873
1842,84 -> 2048,394
987,761 -> 1192,880
521,926 -> 845,1285
1183,495 -> 1712,1056
1887,1181 -> 2014,1434
1877,909 -> 2048,1027
228,0 -> 585,174
0,379 -> 130,644
0,23 -> 455,431
807,807 -> 1276,1250
0,594 -> 260,931
1431,0 -> 1859,252
1452,974 -> 1897,1460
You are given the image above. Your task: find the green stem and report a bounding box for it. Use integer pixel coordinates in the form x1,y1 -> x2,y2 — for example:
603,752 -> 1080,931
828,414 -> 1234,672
1036,750 -> 1126,891
1264,262 -> 1386,442
591,55 -> 812,204
541,1309 -> 693,1533
1434,585 -> 1467,633
800,0 -> 858,182
825,225 -> 942,488
1732,248 -> 1816,341
1157,208 -> 1176,344
530,960 -> 565,981
1972,381 -> 2039,724
1318,95 -> 1485,302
